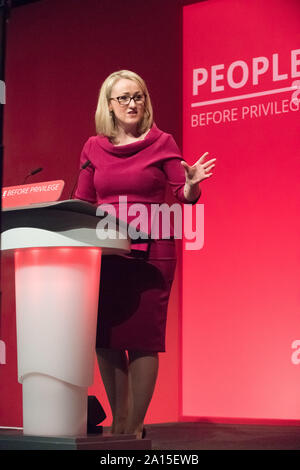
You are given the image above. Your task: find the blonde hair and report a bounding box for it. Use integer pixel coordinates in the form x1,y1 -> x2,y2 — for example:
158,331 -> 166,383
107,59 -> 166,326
95,70 -> 153,139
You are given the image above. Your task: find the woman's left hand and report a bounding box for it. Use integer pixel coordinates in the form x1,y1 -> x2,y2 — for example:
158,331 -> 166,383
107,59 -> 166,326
181,152 -> 216,185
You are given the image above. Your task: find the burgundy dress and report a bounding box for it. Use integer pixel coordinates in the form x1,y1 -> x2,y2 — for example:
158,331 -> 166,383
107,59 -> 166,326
74,123 -> 200,352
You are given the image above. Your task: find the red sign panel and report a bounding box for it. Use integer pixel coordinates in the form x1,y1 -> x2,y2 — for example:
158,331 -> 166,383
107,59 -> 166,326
182,0 -> 300,423
2,181 -> 65,208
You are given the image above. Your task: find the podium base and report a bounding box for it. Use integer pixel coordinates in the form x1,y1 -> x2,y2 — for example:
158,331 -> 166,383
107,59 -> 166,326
0,430 -> 152,450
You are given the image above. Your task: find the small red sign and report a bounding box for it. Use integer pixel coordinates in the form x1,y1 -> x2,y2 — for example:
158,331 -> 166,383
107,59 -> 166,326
2,180 -> 65,208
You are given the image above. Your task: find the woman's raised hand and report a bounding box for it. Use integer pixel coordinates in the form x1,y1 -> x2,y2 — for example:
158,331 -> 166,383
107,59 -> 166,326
181,152 -> 216,185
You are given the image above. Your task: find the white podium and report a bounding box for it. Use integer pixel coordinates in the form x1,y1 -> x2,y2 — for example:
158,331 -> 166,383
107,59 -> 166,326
1,199 -> 132,437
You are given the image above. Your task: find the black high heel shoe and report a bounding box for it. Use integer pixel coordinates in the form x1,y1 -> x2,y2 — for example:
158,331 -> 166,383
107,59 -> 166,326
142,427 -> 146,439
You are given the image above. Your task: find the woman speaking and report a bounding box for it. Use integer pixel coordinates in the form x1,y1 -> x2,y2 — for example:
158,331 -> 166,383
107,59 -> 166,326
74,70 -> 216,439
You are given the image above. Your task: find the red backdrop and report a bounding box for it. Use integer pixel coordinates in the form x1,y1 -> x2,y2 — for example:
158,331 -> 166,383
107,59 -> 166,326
181,0 -> 300,423
1,0 -> 300,429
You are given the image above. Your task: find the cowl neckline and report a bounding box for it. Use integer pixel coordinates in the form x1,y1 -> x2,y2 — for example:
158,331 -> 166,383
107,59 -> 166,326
96,122 -> 163,157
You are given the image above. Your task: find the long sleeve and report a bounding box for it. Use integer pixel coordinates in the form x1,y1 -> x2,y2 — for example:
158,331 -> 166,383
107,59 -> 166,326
162,135 -> 201,205
74,138 -> 97,204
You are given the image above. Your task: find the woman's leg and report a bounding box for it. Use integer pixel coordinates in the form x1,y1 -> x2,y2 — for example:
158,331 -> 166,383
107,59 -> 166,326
96,348 -> 129,434
96,348 -> 159,438
125,351 -> 159,438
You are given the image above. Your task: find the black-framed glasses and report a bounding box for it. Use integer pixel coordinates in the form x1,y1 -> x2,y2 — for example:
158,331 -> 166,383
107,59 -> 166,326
109,92 -> 146,106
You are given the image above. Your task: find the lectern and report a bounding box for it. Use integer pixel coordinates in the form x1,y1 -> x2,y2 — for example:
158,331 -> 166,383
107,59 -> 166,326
1,199 -> 131,438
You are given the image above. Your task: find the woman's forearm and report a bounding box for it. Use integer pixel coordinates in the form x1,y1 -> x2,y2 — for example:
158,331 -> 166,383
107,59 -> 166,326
183,181 -> 201,202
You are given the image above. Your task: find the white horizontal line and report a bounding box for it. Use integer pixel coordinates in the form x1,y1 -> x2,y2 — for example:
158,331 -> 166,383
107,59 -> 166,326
0,426 -> 23,430
191,85 -> 298,108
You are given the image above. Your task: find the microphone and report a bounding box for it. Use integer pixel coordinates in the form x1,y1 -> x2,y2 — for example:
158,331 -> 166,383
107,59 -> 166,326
69,159 -> 91,199
22,167 -> 43,184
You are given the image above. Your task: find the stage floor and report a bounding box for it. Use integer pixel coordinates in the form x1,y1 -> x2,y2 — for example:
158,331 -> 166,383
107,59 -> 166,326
1,422 -> 300,450
142,422 -> 300,450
